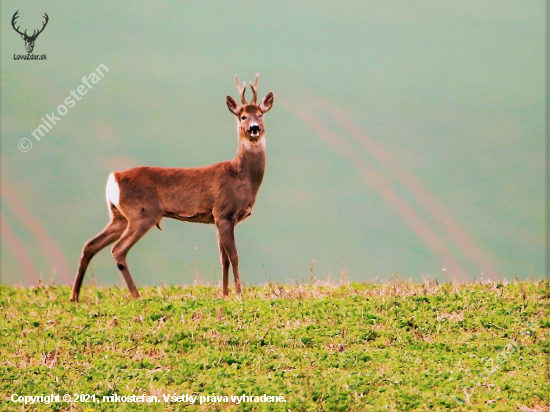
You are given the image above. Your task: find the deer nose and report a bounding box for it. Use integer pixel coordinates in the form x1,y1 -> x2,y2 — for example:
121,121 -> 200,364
249,124 -> 260,135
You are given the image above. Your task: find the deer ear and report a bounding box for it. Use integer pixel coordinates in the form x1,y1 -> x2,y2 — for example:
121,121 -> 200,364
226,96 -> 241,116
259,92 -> 274,113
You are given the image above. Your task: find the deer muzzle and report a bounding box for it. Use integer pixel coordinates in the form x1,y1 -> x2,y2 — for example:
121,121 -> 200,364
248,124 -> 260,138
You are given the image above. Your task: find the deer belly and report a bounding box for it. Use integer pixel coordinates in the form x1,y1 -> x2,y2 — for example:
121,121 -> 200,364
165,210 -> 215,224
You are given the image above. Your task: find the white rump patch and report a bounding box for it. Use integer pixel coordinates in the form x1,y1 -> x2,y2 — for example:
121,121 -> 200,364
105,172 -> 120,208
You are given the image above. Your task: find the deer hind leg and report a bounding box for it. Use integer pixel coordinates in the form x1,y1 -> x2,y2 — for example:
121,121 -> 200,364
71,210 -> 127,302
217,233 -> 230,297
111,217 -> 157,299
216,218 -> 241,295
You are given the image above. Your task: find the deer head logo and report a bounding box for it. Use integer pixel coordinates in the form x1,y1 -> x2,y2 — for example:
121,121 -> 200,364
11,11 -> 49,54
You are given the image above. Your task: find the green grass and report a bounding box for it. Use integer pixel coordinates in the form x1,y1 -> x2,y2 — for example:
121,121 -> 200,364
0,280 -> 548,411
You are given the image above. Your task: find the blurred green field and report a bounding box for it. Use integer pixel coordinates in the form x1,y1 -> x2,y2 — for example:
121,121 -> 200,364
0,1 -> 545,287
0,280 -> 547,411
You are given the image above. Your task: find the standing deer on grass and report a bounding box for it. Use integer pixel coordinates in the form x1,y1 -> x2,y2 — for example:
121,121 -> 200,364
71,74 -> 274,302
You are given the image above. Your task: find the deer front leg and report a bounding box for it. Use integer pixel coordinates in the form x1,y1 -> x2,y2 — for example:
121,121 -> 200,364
217,233 -> 230,297
111,219 -> 156,299
216,218 -> 241,295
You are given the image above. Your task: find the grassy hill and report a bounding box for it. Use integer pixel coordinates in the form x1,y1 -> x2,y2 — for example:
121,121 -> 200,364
0,280 -> 547,411
0,1 -> 545,286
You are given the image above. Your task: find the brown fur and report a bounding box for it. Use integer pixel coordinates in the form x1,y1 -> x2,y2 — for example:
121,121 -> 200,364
70,75 -> 274,302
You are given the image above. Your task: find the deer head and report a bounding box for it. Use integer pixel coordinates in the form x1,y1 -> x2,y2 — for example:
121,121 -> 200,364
226,73 -> 274,143
12,11 -> 49,54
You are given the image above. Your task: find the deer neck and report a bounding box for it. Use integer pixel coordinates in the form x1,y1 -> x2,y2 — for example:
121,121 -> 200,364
232,135 -> 266,185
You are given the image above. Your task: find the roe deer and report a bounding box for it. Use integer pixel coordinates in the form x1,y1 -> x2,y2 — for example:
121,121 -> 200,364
71,74 -> 274,302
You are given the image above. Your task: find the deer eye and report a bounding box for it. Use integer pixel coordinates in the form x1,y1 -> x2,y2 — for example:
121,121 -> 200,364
241,116 -> 246,120
258,114 -> 263,117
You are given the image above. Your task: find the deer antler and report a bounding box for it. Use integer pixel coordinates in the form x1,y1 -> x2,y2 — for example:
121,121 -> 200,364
30,13 -> 49,39
11,11 -> 49,40
11,11 -> 27,37
235,75 -> 247,104
250,73 -> 260,105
